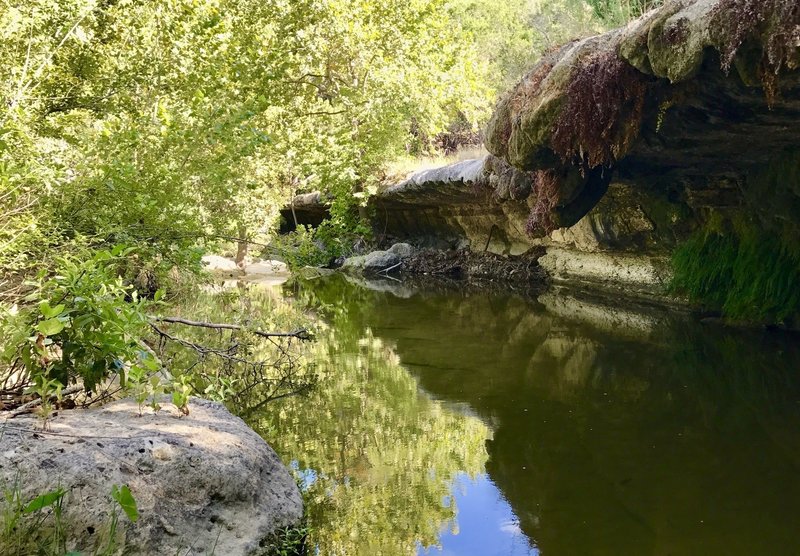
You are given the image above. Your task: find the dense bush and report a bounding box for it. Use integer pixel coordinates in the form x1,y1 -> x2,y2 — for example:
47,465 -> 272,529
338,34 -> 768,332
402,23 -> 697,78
0,248 -> 159,399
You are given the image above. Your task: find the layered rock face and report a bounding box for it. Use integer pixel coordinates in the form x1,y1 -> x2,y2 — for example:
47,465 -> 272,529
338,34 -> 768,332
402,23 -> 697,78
372,156 -> 679,297
372,0 -> 800,301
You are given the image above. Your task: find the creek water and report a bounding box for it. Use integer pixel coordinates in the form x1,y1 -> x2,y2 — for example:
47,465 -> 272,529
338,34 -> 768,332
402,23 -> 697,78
244,274 -> 800,555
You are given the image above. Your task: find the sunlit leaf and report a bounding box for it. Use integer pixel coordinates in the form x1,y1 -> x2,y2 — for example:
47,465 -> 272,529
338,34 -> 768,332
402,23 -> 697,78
111,484 -> 139,523
37,318 -> 65,336
23,489 -> 66,514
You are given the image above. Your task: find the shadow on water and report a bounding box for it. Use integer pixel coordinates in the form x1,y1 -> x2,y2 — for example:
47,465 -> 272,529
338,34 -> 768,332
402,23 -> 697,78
254,273 -> 800,555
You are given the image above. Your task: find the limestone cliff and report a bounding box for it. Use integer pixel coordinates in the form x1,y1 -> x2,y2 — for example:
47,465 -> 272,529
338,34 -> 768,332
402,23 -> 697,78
371,0 -> 800,312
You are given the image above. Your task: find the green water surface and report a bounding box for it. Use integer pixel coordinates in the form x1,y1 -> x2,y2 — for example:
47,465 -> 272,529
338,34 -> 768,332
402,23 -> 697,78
245,275 -> 800,556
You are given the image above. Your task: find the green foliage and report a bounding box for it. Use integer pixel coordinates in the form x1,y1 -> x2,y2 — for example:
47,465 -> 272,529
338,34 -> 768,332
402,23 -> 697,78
271,226 -> 336,270
448,0 -> 606,96
272,221 -> 369,270
671,220 -> 800,324
21,488 -> 65,516
0,0 -> 501,278
1,248 -> 159,395
170,375 -> 192,416
0,0 -> 640,295
26,375 -> 63,425
109,484 -> 138,524
264,523 -> 310,556
584,0 -> 662,25
0,481 -> 139,556
0,482 -> 68,555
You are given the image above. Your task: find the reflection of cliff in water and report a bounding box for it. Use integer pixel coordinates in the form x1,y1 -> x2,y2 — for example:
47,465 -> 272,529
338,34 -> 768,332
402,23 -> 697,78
293,275 -> 800,555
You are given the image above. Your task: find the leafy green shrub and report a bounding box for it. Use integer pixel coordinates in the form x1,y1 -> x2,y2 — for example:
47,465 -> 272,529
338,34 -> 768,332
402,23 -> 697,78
270,226 -> 334,270
271,221 -> 370,270
671,221 -> 800,323
0,246 -> 161,398
0,480 -> 138,556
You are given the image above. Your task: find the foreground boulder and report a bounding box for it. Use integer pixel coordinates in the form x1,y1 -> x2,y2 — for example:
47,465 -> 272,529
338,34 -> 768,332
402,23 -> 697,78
0,398 -> 302,555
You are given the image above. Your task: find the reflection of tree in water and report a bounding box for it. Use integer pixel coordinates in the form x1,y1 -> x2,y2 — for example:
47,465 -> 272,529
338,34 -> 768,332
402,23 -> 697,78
157,283 -> 317,410
290,275 -> 800,555
246,321 -> 491,555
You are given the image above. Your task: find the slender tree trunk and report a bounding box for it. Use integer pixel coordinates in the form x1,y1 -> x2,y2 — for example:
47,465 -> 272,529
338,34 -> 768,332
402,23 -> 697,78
235,224 -> 248,271
290,178 -> 299,230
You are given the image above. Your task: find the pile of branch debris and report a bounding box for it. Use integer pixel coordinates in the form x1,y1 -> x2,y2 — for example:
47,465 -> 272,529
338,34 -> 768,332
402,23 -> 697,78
401,247 -> 548,285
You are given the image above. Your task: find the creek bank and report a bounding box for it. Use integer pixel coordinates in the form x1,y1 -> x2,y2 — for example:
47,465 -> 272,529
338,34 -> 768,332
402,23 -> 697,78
0,397 -> 302,555
202,255 -> 291,287
339,242 -> 549,288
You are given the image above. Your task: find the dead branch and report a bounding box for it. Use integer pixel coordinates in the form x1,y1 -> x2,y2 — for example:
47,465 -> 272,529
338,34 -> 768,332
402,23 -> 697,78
379,261 -> 403,274
153,317 -> 312,340
150,318 -> 314,410
149,323 -> 249,363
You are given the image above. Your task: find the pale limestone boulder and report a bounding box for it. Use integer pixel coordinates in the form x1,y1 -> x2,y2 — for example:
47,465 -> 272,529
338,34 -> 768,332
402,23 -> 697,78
0,398 -> 302,555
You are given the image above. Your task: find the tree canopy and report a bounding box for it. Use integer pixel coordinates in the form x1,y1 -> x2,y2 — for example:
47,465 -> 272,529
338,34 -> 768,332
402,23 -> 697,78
0,0 -> 640,439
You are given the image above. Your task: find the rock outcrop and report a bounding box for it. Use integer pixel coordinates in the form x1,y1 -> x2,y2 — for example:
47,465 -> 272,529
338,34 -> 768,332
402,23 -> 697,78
370,0 -> 800,305
341,243 -> 415,274
371,155 -> 678,297
485,0 -> 800,235
0,398 -> 302,555
342,250 -> 401,274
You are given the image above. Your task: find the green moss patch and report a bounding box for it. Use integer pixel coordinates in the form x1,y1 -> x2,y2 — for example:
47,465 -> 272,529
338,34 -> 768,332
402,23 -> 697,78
671,220 -> 800,324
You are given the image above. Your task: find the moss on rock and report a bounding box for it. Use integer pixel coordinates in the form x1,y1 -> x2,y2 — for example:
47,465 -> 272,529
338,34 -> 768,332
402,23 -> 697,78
671,213 -> 800,324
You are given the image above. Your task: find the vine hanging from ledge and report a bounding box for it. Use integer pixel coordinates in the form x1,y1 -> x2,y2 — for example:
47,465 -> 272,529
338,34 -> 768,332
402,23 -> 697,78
551,49 -> 651,168
712,0 -> 800,105
525,169 -> 562,237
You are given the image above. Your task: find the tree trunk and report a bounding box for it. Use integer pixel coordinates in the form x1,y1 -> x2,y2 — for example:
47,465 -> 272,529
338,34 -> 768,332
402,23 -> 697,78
235,225 -> 248,271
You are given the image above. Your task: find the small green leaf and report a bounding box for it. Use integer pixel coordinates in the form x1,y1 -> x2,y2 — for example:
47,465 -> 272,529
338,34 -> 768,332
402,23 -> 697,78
37,318 -> 65,336
39,301 -> 52,316
111,484 -> 138,522
39,301 -> 66,319
171,391 -> 187,408
23,488 -> 66,514
142,355 -> 161,371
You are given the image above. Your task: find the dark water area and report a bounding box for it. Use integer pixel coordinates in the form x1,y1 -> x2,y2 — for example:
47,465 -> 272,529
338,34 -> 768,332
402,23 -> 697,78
248,275 -> 800,555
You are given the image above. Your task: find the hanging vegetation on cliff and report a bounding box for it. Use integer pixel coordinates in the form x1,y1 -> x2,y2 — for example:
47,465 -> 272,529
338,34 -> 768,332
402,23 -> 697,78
671,219 -> 800,324
551,49 -> 652,167
712,0 -> 800,104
